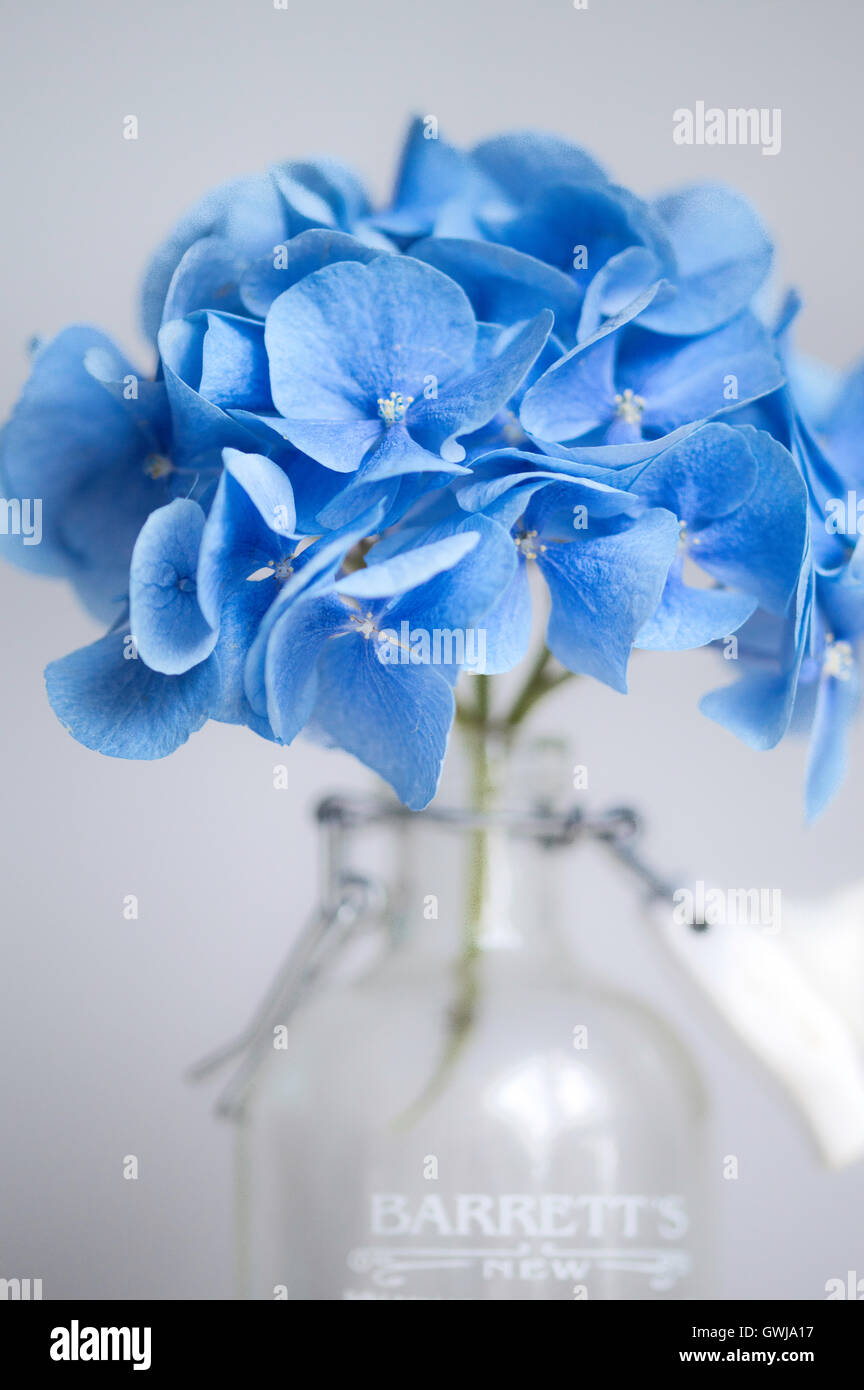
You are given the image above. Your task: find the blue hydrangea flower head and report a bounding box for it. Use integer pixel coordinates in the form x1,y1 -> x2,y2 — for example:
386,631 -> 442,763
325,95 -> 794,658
0,123 -> 853,815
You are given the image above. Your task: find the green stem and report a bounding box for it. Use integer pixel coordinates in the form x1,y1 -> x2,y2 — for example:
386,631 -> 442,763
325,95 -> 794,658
395,660 -> 575,1127
504,645 -> 553,726
395,677 -> 496,1126
505,645 -> 575,728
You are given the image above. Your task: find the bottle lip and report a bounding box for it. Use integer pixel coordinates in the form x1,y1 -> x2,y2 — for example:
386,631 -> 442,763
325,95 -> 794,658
315,790 -> 642,849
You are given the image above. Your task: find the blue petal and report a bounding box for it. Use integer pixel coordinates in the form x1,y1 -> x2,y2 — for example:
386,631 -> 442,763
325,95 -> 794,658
57,469 -> 173,623
244,507 -> 386,717
240,228 -> 381,318
225,418 -> 348,529
162,236 -> 247,324
456,454 -> 644,533
624,314 -> 783,435
220,447 -> 296,538
635,557 -> 757,650
700,666 -> 799,750
266,257 -> 477,452
410,312 -> 553,460
787,352 -> 841,431
625,422 -> 757,521
263,417 -> 384,474
264,593 -> 350,743
472,131 -> 607,201
344,422 -> 468,481
195,455 -> 298,736
470,558 -> 533,673
0,327 -> 173,621
578,246 -> 665,341
824,358 -> 864,489
208,584 -> 277,739
296,157 -> 372,226
197,450 -> 297,629
314,475 -> 406,529
158,316 -> 267,469
524,421 -> 704,475
308,636 -> 455,809
336,531 -> 479,598
820,543 -> 864,641
270,157 -> 374,237
804,663 -> 860,821
538,507 -> 679,690
639,186 -> 772,336
83,344 -> 170,441
140,171 -> 286,341
690,427 -> 808,616
519,282 -> 661,441
376,514 -> 518,640
411,238 -> 583,344
129,499 -> 216,674
493,183 -> 673,288
520,327 -> 618,441
375,117 -> 498,240
700,560 -> 814,748
0,327 -> 150,576
45,626 -> 217,758
194,313 -> 271,412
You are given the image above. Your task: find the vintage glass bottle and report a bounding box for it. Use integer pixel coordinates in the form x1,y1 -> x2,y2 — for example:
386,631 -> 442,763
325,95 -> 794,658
233,741 -> 711,1300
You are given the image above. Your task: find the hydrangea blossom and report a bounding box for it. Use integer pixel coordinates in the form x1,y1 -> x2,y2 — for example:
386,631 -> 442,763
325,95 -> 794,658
3,121 -> 860,816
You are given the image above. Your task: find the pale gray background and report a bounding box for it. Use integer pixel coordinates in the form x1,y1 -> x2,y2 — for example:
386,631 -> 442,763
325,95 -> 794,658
1,0 -> 863,1299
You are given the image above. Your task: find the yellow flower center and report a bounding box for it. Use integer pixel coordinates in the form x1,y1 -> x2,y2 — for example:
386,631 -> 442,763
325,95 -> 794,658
614,388 -> 646,425
515,529 -> 546,562
823,635 -> 854,680
143,453 -> 174,479
377,391 -> 413,425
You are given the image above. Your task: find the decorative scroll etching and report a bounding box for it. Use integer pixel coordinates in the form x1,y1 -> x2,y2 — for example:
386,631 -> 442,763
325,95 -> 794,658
347,1243 -> 690,1291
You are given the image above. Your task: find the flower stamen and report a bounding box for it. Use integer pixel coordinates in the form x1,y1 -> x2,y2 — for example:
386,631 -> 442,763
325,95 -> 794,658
349,610 -> 380,640
614,388 -> 646,425
514,528 -> 547,561
823,634 -> 854,681
246,553 -> 301,584
144,453 -> 174,480
377,391 -> 413,425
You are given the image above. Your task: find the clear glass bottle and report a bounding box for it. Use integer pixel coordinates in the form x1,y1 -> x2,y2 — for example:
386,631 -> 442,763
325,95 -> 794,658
233,737 -> 711,1301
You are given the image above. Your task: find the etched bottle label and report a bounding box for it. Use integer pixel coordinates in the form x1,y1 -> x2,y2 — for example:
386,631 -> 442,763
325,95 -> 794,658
343,1192 -> 691,1299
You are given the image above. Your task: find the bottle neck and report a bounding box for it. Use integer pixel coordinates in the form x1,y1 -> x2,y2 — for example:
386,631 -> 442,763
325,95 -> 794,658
328,728 -> 577,965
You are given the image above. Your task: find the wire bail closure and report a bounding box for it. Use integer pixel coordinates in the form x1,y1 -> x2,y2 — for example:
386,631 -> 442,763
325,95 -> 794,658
188,792 -> 681,1118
